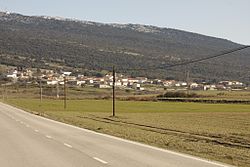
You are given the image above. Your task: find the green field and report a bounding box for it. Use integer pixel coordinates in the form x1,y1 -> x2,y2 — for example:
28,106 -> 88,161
3,98 -> 250,167
4,98 -> 250,113
1,84 -> 250,101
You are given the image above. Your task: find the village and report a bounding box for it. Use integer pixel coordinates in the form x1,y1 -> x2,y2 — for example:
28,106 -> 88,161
3,67 -> 248,91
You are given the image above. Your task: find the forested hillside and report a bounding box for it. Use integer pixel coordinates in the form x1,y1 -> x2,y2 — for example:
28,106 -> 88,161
0,12 -> 249,82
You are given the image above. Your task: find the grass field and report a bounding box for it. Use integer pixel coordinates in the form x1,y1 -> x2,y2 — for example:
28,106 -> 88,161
1,84 -> 250,101
3,98 -> 250,167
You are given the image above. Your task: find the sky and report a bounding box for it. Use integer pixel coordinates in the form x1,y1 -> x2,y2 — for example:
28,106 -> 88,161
0,0 -> 249,45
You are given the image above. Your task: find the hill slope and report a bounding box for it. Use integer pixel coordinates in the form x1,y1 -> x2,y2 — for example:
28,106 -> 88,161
0,12 -> 249,82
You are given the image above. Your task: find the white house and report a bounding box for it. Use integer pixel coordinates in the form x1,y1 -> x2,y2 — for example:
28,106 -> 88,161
63,72 -> 72,76
190,82 -> 199,88
136,77 -> 148,83
95,84 -> 111,89
47,80 -> 58,85
7,70 -> 18,79
77,80 -> 86,86
128,78 -> 139,84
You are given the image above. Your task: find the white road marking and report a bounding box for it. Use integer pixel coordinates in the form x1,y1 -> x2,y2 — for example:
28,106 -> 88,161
63,143 -> 73,148
93,157 -> 108,164
34,129 -> 39,132
46,135 -> 52,139
1,102 -> 231,167
43,116 -> 231,167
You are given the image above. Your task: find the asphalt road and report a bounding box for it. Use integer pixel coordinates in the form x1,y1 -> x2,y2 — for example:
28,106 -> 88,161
0,102 -> 232,167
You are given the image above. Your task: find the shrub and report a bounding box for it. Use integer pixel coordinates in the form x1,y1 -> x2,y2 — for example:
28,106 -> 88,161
158,91 -> 200,98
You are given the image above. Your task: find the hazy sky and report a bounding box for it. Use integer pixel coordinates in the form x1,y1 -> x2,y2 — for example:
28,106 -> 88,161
0,0 -> 249,45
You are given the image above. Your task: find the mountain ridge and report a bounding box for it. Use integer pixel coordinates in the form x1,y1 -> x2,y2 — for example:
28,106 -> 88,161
0,11 -> 241,45
0,11 -> 249,83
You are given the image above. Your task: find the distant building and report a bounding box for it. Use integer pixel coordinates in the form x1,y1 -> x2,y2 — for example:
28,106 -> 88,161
47,80 -> 58,85
163,80 -> 175,87
94,84 -> 111,89
136,77 -> 148,83
63,72 -> 72,76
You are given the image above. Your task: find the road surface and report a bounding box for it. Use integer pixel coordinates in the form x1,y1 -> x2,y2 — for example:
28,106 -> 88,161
0,102 -> 232,167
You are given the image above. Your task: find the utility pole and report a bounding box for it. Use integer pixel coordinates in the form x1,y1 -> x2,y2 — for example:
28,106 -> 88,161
112,66 -> 116,117
1,85 -> 2,101
4,84 -> 7,101
2,84 -> 6,101
39,80 -> 43,103
64,76 -> 67,109
186,70 -> 190,94
56,82 -> 60,99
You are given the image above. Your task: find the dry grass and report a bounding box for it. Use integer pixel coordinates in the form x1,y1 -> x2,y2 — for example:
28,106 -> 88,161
3,98 -> 250,167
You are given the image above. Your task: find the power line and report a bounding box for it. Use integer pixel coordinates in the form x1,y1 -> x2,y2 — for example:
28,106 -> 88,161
118,45 -> 250,72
